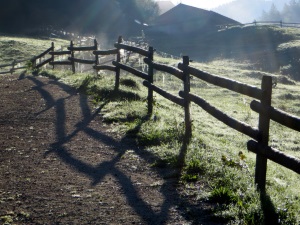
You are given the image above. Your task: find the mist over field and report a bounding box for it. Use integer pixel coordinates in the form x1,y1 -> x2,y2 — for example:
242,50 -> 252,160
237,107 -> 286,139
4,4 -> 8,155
214,0 -> 300,23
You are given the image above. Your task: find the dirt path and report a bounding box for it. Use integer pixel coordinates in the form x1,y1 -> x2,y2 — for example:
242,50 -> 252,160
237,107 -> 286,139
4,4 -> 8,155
0,73 -> 215,224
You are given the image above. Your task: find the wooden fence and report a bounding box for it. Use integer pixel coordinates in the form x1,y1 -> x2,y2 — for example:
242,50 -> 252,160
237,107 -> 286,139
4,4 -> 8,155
0,59 -> 29,75
225,20 -> 300,29
16,36 -> 300,192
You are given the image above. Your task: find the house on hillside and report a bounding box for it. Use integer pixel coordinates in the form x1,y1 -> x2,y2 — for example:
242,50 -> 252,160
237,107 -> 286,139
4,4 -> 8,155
146,3 -> 240,36
144,4 -> 241,59
156,1 -> 175,15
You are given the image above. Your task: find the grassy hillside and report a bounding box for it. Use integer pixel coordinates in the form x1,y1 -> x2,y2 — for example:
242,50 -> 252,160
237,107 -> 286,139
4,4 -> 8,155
0,35 -> 68,64
148,25 -> 300,80
1,32 -> 300,224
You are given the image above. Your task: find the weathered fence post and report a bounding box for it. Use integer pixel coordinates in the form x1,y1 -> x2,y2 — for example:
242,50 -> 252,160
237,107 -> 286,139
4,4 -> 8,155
255,75 -> 272,192
177,56 -> 192,168
31,57 -> 36,69
115,36 -> 122,91
182,56 -> 192,143
10,60 -> 16,75
94,39 -> 99,75
147,46 -> 154,115
51,42 -> 55,69
70,41 -> 76,73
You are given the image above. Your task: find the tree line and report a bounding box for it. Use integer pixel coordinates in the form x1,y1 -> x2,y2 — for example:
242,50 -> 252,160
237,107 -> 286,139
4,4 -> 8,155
0,0 -> 159,37
261,0 -> 300,22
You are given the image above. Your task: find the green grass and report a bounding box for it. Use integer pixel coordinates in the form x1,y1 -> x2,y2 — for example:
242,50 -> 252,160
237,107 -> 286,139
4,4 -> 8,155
1,30 -> 300,224
0,35 -> 68,65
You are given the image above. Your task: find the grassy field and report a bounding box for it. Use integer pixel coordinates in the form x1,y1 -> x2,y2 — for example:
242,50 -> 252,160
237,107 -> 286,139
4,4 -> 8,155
0,35 -> 68,64
1,27 -> 300,224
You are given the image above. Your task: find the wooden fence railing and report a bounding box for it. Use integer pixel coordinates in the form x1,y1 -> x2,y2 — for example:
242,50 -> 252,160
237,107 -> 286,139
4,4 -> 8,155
0,59 -> 29,75
8,35 -> 300,192
224,20 -> 300,29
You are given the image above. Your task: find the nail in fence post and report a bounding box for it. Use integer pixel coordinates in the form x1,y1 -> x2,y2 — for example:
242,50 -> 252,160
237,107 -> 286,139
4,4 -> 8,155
147,47 -> 154,115
182,56 -> 192,144
255,75 -> 272,192
115,36 -> 122,91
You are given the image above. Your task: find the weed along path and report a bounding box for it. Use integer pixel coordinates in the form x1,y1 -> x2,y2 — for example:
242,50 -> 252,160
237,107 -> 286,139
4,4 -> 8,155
0,74 -> 216,224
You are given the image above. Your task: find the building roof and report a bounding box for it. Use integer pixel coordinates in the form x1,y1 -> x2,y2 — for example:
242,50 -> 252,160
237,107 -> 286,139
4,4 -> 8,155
154,3 -> 240,26
156,1 -> 175,15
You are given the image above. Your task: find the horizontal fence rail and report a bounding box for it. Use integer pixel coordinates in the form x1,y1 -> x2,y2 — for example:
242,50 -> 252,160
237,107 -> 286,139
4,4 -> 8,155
114,43 -> 150,57
0,58 -> 31,75
247,140 -> 300,174
179,91 -> 260,140
144,58 -> 184,81
250,100 -> 300,132
12,35 -> 298,193
178,63 -> 263,100
112,61 -> 148,80
225,20 -> 300,29
144,80 -> 185,107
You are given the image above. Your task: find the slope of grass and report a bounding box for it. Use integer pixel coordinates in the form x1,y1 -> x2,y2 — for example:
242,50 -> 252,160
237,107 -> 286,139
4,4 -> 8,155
1,33 -> 300,224
0,35 -> 68,64
151,25 -> 300,81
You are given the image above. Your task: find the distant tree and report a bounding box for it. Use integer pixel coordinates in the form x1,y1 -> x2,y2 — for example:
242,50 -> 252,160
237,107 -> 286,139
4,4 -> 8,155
260,0 -> 300,22
268,3 -> 281,20
282,0 -> 300,22
134,0 -> 159,22
261,9 -> 268,21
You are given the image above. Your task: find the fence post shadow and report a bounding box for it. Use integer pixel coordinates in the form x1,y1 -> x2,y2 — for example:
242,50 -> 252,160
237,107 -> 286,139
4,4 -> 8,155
260,192 -> 279,225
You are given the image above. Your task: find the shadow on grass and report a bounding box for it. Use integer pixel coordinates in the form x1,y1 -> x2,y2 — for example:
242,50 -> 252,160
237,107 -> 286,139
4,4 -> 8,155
260,192 -> 280,225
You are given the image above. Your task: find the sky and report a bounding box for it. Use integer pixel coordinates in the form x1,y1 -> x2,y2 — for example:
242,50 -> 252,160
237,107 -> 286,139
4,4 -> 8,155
166,0 -> 234,10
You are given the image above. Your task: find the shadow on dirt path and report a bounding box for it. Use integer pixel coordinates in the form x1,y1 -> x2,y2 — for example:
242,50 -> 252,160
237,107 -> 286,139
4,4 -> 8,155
0,73 -> 217,224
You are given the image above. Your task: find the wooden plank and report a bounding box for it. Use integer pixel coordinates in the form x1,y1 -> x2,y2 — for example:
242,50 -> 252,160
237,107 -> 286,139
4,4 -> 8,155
114,43 -> 150,57
255,75 -> 272,192
0,71 -> 10,75
143,81 -> 184,107
34,46 -> 53,60
247,140 -> 300,174
15,58 -> 31,63
251,100 -> 300,132
68,57 -> 95,64
36,58 -> 53,68
93,49 -> 118,55
70,41 -> 75,73
178,63 -> 262,100
112,61 -> 148,80
93,65 -> 116,72
0,63 -> 13,68
144,58 -> 183,81
50,61 -> 73,65
182,56 -> 192,145
114,36 -> 122,91
14,66 -> 27,70
181,91 -> 259,140
147,47 -> 154,115
49,51 -> 71,56
68,45 -> 97,51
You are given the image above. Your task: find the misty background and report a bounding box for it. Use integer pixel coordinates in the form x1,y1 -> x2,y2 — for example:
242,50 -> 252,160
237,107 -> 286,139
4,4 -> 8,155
0,0 -> 299,38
